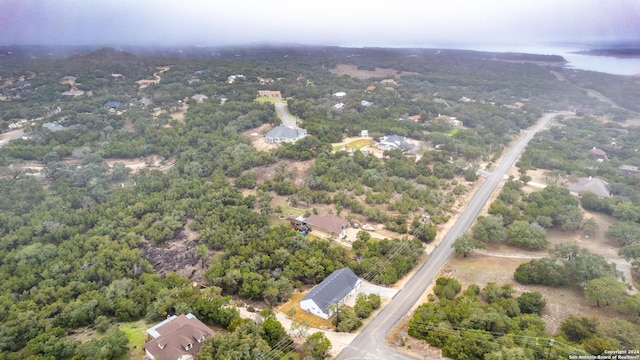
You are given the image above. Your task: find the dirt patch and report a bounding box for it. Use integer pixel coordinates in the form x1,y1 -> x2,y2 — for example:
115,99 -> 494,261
278,291 -> 334,330
140,220 -> 207,283
330,64 -> 421,80
242,124 -> 278,152
136,65 -> 171,89
104,155 -> 176,173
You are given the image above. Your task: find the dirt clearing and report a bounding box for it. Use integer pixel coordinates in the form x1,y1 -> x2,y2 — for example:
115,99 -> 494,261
330,64 -> 420,79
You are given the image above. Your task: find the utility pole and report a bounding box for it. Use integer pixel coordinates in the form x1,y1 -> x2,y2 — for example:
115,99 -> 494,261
546,339 -> 555,360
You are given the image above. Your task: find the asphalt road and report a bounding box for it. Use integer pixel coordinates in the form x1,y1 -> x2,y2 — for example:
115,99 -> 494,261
335,112 -> 568,360
0,130 -> 24,148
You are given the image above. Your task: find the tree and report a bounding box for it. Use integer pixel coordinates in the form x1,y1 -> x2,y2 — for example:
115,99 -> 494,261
452,234 -> 483,257
331,305 -> 362,332
619,293 -> 640,318
581,218 -> 599,237
585,277 -> 627,307
472,215 -> 507,243
559,315 -> 599,342
302,332 -> 332,359
195,244 -> 208,269
433,277 -> 462,300
507,221 -> 548,250
606,222 -> 640,246
78,327 -> 129,360
291,320 -> 309,338
354,293 -> 374,318
517,292 -> 546,315
261,310 -> 292,349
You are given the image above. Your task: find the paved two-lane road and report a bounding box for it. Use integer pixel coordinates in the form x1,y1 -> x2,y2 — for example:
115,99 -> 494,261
336,112 -> 569,360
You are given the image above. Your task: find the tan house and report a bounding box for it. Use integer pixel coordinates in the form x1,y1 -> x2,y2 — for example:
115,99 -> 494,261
303,214 -> 349,239
144,313 -> 214,360
257,90 -> 281,98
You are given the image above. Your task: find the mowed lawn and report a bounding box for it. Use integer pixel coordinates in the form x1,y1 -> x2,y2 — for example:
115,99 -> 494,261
255,96 -> 280,104
119,320 -> 148,359
332,138 -> 372,151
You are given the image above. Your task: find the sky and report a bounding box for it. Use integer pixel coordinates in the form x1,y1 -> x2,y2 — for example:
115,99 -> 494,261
1,0 -> 639,48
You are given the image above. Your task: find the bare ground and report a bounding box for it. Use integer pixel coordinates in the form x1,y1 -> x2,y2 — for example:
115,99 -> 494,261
329,64 -> 421,80
140,220 -> 208,283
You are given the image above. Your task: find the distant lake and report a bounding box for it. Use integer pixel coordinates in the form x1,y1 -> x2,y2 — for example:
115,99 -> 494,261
467,44 -> 640,76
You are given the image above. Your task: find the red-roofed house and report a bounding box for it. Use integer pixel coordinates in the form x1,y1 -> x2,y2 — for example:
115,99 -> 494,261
144,313 -> 214,360
303,214 -> 350,239
590,147 -> 608,161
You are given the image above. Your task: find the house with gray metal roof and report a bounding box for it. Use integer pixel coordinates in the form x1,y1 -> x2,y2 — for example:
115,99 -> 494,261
300,267 -> 362,319
377,134 -> 417,154
567,177 -> 612,198
265,126 -> 307,144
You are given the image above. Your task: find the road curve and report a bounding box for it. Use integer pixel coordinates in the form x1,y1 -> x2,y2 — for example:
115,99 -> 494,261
335,112 -> 568,360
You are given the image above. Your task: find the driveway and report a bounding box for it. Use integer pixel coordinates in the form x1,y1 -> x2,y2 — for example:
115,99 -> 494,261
274,101 -> 299,127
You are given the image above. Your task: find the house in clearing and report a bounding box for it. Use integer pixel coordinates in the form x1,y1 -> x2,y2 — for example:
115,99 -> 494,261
258,90 -> 281,98
303,214 -> 349,239
377,134 -> 416,152
300,267 -> 362,319
590,147 -> 608,162
191,94 -> 208,103
265,126 -> 307,144
144,313 -> 214,360
59,76 -> 77,84
620,165 -> 640,176
104,101 -> 122,111
567,177 -> 612,198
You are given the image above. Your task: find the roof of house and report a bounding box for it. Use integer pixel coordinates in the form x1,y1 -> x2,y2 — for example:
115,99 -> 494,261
590,148 -> 607,157
620,164 -> 640,172
140,98 -> 153,106
191,94 -> 208,101
42,123 -> 65,132
104,101 -> 122,109
145,314 -> 214,360
266,126 -> 305,139
333,91 -> 346,97
302,267 -> 360,313
568,177 -> 611,198
303,214 -> 349,235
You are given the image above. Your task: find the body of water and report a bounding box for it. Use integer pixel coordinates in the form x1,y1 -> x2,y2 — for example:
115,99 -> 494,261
468,44 -> 640,76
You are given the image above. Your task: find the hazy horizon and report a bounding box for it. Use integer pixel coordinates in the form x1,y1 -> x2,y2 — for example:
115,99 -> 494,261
1,0 -> 639,48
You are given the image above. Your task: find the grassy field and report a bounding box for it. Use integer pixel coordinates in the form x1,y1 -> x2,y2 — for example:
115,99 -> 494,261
332,138 -> 372,151
119,320 -> 148,359
255,96 -> 280,104
445,128 -> 459,136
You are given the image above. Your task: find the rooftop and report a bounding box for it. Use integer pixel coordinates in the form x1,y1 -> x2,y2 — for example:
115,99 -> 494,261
302,267 -> 360,313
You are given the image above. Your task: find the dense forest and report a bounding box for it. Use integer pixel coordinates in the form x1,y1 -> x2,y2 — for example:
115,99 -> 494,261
2,45 -> 640,359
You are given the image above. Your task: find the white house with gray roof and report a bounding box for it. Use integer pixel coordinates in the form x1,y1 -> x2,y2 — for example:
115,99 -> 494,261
377,134 -> 416,153
567,177 -> 612,198
265,126 -> 307,144
300,267 -> 362,319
